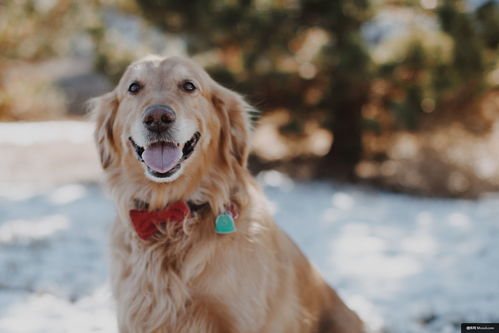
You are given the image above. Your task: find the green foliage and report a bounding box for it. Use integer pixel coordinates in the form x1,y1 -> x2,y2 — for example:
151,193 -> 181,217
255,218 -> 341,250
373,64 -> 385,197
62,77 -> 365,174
440,1 -> 484,79
135,0 -> 371,98
0,0 -> 98,60
475,1 -> 499,50
371,0 -> 497,131
0,0 -> 101,120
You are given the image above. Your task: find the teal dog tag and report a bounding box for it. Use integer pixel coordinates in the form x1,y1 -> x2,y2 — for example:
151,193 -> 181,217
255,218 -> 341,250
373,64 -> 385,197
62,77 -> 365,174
215,213 -> 236,234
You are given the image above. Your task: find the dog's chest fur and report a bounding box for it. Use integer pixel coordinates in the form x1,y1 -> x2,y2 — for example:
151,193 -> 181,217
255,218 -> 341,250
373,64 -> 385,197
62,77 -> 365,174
108,217 -> 275,333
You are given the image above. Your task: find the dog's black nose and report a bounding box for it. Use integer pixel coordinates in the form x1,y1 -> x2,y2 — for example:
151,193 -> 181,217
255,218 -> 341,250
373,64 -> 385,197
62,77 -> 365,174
142,105 -> 176,133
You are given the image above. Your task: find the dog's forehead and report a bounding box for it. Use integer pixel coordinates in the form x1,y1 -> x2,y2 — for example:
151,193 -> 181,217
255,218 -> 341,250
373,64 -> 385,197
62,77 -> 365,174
126,57 -> 207,83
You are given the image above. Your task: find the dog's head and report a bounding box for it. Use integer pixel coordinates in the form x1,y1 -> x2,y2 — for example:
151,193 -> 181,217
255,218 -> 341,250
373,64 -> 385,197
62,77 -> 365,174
92,56 -> 252,203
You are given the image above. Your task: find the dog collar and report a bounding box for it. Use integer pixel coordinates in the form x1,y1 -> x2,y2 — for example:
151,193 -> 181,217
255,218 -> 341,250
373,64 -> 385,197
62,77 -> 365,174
129,201 -> 238,240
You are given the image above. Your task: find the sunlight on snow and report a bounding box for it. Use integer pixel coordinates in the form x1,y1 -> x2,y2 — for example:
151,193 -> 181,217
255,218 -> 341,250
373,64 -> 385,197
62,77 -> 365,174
0,184 -> 44,201
416,211 -> 433,227
446,212 -> 472,230
257,170 -> 294,190
400,234 -> 438,256
0,285 -> 116,333
0,121 -> 93,146
47,184 -> 87,205
330,223 -> 422,279
331,192 -> 355,210
347,294 -> 386,332
0,215 -> 69,243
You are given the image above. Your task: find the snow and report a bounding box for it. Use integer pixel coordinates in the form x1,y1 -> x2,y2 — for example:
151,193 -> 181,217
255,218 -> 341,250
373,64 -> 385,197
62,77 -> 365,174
1,122 -> 498,332
262,179 -> 499,332
0,121 -> 93,146
0,184 -> 115,333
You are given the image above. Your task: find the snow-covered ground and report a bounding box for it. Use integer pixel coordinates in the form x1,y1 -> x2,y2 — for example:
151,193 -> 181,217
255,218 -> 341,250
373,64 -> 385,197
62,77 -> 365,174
1,122 -> 498,333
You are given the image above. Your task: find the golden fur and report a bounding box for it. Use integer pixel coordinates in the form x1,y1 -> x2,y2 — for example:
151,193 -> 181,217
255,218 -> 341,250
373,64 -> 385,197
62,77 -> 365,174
92,55 -> 365,333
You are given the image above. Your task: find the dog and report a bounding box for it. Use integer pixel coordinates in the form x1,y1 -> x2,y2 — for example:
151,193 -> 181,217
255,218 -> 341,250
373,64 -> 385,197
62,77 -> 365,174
92,55 -> 365,333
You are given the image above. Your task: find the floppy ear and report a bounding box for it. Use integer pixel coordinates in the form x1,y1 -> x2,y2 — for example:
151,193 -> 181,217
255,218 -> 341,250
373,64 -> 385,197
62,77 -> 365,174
90,92 -> 119,169
212,86 -> 253,168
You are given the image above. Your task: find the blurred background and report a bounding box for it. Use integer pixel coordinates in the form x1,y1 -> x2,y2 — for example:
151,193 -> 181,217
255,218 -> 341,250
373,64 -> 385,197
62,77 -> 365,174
1,1 -> 499,332
2,0 -> 499,195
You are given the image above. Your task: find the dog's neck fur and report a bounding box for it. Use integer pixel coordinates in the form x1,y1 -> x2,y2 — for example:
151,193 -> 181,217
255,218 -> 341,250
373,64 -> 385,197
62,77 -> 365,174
106,162 -> 251,243
131,198 -> 209,213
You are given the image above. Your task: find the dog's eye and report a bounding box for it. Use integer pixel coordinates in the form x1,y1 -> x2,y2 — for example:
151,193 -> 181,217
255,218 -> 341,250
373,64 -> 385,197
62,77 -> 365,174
128,82 -> 142,95
181,81 -> 196,93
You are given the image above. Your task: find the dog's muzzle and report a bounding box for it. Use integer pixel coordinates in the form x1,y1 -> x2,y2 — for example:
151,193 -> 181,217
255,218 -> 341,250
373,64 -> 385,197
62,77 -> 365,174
129,131 -> 201,179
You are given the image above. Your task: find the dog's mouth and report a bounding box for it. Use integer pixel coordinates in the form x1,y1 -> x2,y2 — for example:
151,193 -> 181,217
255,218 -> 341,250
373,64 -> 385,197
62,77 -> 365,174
129,131 -> 201,179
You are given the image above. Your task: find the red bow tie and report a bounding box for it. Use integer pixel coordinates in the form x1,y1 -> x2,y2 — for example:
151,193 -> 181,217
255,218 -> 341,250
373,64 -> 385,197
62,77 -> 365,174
129,201 -> 190,240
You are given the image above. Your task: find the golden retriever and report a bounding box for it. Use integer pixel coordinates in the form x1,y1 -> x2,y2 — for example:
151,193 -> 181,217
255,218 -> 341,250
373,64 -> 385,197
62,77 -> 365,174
92,55 -> 365,333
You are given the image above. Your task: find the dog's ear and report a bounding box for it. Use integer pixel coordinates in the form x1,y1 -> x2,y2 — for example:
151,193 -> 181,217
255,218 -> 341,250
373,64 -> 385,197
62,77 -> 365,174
90,92 -> 119,169
212,86 -> 253,168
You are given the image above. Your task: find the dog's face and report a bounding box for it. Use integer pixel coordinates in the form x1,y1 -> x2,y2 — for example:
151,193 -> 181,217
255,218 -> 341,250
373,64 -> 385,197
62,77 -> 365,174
93,56 -> 251,190
119,56 -> 209,183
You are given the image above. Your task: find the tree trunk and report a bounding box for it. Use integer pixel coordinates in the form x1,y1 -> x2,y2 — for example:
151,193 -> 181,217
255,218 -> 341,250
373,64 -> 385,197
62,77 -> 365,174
319,100 -> 363,180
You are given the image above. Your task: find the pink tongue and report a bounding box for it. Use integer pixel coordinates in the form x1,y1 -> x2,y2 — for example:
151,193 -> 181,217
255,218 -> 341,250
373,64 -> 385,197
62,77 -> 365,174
142,142 -> 182,173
